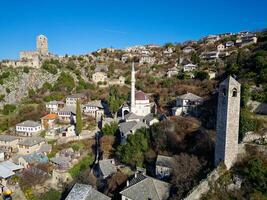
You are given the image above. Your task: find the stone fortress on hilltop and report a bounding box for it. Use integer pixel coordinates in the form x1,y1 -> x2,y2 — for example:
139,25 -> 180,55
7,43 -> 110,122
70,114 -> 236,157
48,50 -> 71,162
215,76 -> 241,169
1,34 -> 55,68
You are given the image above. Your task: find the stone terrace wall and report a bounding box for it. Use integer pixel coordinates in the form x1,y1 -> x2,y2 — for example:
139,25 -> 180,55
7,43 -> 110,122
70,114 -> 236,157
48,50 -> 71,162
183,165 -> 226,200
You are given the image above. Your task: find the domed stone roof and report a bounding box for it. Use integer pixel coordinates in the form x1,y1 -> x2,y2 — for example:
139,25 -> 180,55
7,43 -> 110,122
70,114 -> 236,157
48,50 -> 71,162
135,90 -> 148,100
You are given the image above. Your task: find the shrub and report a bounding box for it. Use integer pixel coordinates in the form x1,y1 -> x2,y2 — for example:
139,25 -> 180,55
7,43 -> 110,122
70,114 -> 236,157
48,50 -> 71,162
23,67 -> 30,73
102,122 -> 119,136
194,71 -> 210,81
5,88 -> 10,93
42,61 -> 58,74
39,189 -> 61,200
2,104 -> 16,115
68,153 -> 93,177
53,72 -> 75,92
0,94 -> 5,101
239,109 -> 263,140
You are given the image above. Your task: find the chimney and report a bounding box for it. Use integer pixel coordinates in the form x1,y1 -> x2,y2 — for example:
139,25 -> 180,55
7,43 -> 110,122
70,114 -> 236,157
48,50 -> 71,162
126,180 -> 129,187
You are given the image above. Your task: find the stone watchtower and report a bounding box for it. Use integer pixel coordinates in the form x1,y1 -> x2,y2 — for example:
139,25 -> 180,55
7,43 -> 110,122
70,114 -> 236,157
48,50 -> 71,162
215,76 -> 241,169
37,35 -> 48,55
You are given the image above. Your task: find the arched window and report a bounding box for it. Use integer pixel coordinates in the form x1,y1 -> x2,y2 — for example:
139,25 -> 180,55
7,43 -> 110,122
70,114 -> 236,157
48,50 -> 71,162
232,88 -> 237,97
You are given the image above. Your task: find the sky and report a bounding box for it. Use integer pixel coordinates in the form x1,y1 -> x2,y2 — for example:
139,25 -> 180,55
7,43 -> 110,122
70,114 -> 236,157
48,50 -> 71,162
0,0 -> 266,59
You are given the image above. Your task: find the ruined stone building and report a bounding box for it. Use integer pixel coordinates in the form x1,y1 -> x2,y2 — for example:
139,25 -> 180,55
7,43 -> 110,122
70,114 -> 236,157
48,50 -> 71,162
215,76 -> 241,169
37,35 -> 48,55
1,34 -> 52,68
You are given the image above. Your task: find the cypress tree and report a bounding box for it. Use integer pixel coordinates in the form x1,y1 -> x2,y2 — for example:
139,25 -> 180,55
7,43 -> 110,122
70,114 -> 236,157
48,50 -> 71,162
76,100 -> 83,135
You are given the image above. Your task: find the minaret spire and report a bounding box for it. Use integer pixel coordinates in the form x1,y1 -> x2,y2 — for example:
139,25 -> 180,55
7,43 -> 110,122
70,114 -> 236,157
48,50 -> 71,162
131,62 -> 136,109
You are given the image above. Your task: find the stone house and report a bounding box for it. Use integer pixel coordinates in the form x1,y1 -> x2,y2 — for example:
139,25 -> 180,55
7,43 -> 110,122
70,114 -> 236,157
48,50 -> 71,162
163,48 -> 174,57
0,135 -> 19,153
83,100 -> 105,119
172,92 -> 203,116
96,159 -> 117,179
217,44 -> 225,51
45,101 -> 64,113
57,106 -> 76,124
65,183 -> 111,200
121,54 -> 132,63
166,67 -> 179,78
156,155 -> 174,179
201,51 -> 219,62
18,137 -> 45,155
183,63 -> 197,72
0,161 -> 23,187
143,113 -> 159,126
108,76 -> 125,86
139,54 -> 156,65
204,35 -> 220,43
16,120 -> 42,137
119,121 -> 147,143
241,33 -> 257,46
182,46 -> 195,54
18,152 -> 49,168
66,93 -> 87,107
120,173 -> 171,200
225,41 -> 235,48
41,113 -> 58,130
92,71 -> 108,83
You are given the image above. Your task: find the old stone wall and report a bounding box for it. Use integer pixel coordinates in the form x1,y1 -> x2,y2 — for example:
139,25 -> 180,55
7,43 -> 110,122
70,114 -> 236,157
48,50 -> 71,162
184,165 -> 226,200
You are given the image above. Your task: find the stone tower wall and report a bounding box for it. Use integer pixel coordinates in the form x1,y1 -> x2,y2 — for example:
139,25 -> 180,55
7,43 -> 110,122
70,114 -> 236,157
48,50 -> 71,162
37,35 -> 48,55
215,77 -> 240,169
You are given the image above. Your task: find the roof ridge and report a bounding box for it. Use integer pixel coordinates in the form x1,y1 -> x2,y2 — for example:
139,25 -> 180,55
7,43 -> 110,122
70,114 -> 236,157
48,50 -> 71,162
120,175 -> 148,194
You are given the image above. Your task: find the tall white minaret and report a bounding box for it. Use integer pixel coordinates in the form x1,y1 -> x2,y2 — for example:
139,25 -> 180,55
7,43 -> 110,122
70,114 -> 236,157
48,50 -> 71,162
131,62 -> 136,110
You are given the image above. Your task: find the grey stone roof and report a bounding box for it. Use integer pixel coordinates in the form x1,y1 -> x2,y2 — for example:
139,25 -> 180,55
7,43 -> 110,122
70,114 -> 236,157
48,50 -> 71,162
178,92 -> 203,101
0,161 -> 24,178
220,76 -> 240,87
156,155 -> 174,168
16,120 -> 41,127
120,174 -> 171,200
143,113 -> 156,123
46,100 -> 64,105
67,93 -> 86,99
66,183 -> 111,200
50,156 -> 71,166
119,121 -> 146,135
124,112 -> 139,120
98,159 -> 117,178
84,100 -> 104,109
0,135 -> 18,142
37,143 -> 52,153
95,65 -> 108,73
21,153 -> 49,164
58,106 -> 76,114
18,137 -> 45,147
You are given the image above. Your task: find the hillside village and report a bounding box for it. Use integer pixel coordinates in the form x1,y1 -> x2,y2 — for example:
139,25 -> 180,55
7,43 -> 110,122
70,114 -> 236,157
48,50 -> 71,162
0,29 -> 266,200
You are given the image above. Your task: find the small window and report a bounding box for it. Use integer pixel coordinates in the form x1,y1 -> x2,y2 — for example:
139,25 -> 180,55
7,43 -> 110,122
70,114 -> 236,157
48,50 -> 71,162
232,88 -> 237,97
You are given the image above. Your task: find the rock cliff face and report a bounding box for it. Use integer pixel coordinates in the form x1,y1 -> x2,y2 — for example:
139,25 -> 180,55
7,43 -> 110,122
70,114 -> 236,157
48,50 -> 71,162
0,68 -> 59,107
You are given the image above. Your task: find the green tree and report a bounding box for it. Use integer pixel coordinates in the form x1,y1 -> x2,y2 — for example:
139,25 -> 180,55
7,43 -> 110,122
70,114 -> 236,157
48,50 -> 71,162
107,86 -> 126,117
194,71 -> 210,81
76,100 -> 83,135
116,128 -> 149,167
191,52 -> 200,64
102,122 -> 119,136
